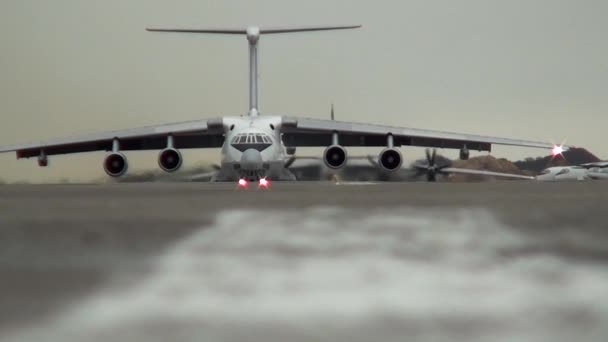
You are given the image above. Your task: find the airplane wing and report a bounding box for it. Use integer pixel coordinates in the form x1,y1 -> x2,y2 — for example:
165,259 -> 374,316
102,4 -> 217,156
0,119 -> 225,159
581,161 -> 608,169
441,167 -> 535,180
281,117 -> 562,152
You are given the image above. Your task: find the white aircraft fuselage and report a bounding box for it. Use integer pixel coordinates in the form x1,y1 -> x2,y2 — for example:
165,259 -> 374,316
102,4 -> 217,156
536,166 -> 590,181
216,116 -> 294,181
535,165 -> 608,181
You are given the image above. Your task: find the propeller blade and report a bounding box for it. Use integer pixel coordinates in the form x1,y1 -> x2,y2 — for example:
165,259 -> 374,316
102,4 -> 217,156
413,162 -> 428,170
414,149 -> 448,182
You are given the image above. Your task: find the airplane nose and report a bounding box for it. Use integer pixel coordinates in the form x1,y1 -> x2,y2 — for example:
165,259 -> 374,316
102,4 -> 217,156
240,148 -> 263,170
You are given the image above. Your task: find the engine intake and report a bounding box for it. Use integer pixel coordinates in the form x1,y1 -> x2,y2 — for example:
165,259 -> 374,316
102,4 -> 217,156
104,152 -> 128,177
323,145 -> 347,169
378,148 -> 402,172
158,148 -> 183,172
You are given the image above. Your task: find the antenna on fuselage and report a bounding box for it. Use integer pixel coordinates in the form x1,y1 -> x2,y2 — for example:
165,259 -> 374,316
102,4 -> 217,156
146,25 -> 361,117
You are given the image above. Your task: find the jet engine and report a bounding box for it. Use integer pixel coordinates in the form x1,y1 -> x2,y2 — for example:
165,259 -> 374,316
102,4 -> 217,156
378,148 -> 403,172
323,145 -> 347,169
37,152 -> 48,167
103,152 -> 128,177
158,148 -> 183,172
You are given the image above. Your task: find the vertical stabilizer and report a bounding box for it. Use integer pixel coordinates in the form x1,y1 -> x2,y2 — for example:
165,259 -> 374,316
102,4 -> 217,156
147,25 -> 361,117
246,27 -> 260,116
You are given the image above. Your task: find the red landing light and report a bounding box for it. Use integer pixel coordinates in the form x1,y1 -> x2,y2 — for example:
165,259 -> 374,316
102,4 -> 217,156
258,178 -> 269,188
552,145 -> 565,157
238,179 -> 248,188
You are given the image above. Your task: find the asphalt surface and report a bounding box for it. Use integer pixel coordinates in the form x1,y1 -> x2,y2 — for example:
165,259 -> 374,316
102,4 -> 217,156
1,181 -> 607,341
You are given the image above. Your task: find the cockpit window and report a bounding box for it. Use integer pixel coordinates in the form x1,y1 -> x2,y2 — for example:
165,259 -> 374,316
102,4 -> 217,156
556,168 -> 570,176
231,132 -> 273,152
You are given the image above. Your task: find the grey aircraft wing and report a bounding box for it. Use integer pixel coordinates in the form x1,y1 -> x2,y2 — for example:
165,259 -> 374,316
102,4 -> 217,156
581,161 -> 608,169
281,117 -> 563,152
440,167 -> 535,180
0,119 -> 225,159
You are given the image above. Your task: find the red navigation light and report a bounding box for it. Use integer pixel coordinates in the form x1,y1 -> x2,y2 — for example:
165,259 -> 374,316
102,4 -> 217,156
552,145 -> 565,157
238,178 -> 248,188
259,178 -> 269,188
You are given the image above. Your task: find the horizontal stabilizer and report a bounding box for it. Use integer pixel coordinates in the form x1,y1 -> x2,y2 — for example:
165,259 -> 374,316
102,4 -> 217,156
146,24 -> 361,117
146,25 -> 361,35
146,28 -> 247,34
260,25 -> 361,34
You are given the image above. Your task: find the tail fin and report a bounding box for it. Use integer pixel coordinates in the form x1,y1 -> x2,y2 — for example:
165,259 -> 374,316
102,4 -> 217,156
147,25 -> 361,116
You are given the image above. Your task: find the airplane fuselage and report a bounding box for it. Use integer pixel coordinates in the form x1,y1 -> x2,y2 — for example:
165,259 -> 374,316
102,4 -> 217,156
214,116 -> 295,181
536,166 -> 591,181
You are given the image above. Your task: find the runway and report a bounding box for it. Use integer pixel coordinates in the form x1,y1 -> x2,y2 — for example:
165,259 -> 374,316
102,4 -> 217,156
1,181 -> 607,342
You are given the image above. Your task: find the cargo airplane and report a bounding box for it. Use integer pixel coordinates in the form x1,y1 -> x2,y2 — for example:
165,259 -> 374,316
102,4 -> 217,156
0,25 -> 568,187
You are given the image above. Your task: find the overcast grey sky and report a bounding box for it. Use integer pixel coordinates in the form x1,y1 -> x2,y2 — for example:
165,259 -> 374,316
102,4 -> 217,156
1,0 -> 606,182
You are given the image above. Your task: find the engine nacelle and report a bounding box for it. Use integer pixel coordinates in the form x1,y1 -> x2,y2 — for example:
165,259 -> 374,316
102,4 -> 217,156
37,154 -> 48,167
323,145 -> 347,169
460,146 -> 470,160
103,152 -> 128,177
378,148 -> 403,172
158,148 -> 183,173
